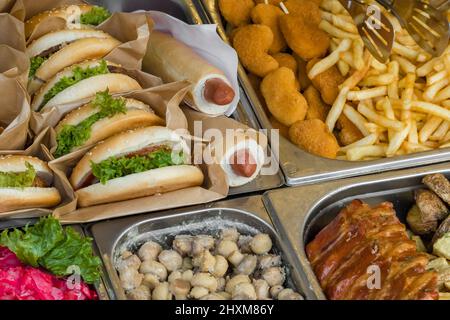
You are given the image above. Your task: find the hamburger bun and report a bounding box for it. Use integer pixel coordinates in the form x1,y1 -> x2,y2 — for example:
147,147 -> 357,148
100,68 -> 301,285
55,98 -> 165,154
0,155 -> 61,212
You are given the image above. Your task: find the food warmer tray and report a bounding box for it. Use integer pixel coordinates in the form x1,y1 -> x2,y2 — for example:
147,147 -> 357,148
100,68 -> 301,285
88,0 -> 285,195
86,195 -> 310,300
199,0 -> 450,187
0,219 -> 110,300
262,162 -> 450,299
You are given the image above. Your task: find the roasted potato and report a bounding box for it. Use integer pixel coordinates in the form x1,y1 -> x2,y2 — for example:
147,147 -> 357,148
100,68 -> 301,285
406,205 -> 438,235
422,174 -> 450,205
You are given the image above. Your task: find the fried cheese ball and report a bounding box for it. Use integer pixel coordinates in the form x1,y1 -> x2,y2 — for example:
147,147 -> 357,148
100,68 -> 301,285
307,59 -> 345,105
272,53 -> 297,74
294,54 -> 312,89
251,4 -> 286,54
219,0 -> 255,27
304,86 -> 329,122
261,67 -> 308,126
279,14 -> 330,60
284,0 -> 321,24
289,119 -> 340,159
336,114 -> 364,146
234,25 -> 279,77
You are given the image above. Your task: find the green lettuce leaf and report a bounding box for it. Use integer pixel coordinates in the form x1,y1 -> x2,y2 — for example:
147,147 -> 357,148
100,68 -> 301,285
54,90 -> 127,157
39,227 -> 102,284
80,6 -> 111,26
29,56 -> 47,78
0,162 -> 36,188
91,148 -> 185,184
39,60 -> 109,111
0,216 -> 102,284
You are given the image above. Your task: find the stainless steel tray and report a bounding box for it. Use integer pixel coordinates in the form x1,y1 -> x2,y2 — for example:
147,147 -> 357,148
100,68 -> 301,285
0,219 -> 109,300
199,0 -> 450,186
87,195 -> 309,300
262,162 -> 450,299
88,0 -> 285,195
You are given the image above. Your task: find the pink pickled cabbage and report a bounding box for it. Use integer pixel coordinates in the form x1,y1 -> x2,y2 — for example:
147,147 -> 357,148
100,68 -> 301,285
0,247 -> 97,300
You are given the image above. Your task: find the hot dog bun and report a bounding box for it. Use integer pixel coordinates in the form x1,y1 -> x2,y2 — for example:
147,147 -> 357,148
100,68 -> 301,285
55,98 -> 165,153
70,126 -> 204,207
0,155 -> 61,212
144,31 -> 235,116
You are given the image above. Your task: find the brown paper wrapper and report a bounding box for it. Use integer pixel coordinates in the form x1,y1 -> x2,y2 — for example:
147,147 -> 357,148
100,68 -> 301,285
0,128 -> 76,219
0,0 -> 15,13
0,77 -> 30,150
30,68 -> 163,135
0,45 -> 29,87
49,84 -> 228,224
0,13 -> 26,52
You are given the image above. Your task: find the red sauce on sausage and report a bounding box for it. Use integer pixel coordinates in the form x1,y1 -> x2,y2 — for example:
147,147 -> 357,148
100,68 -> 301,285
229,149 -> 257,178
203,78 -> 235,106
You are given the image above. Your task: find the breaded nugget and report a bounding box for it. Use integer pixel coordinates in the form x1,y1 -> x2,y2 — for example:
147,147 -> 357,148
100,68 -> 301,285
251,4 -> 286,54
306,59 -> 345,105
289,119 -> 340,159
254,0 -> 283,4
272,53 -> 297,74
270,115 -> 290,138
294,54 -> 312,89
279,14 -> 330,60
234,25 -> 279,77
261,67 -> 308,126
336,114 -> 364,146
247,72 -> 269,113
304,86 -> 329,122
284,0 -> 321,25
219,0 -> 255,27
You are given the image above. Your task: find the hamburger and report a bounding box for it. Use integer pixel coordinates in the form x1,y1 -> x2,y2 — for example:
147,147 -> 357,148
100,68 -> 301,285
54,90 -> 165,157
31,59 -> 142,112
25,4 -> 111,38
27,28 -> 121,93
0,155 -> 61,212
70,126 -> 204,207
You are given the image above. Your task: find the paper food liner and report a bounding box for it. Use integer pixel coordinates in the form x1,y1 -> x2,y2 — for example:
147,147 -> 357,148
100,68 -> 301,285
50,92 -> 228,224
0,45 -> 29,87
0,13 -> 26,52
30,68 -> 163,135
34,80 -> 192,160
11,0 -> 151,70
0,0 -> 15,13
0,128 -> 76,219
141,11 -> 239,117
0,77 -> 30,150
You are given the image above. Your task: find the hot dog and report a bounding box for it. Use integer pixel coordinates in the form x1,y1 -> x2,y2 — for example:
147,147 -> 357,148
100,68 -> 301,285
230,149 -> 257,178
143,31 -> 236,116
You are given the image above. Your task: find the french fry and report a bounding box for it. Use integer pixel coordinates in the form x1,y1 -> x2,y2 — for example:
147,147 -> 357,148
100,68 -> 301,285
320,0 -> 344,14
386,120 -> 411,156
442,100 -> 450,108
411,101 -> 450,122
308,38 -> 352,79
430,120 -> 450,141
343,104 -> 371,136
353,38 -> 365,70
417,57 -> 440,77
326,87 -> 350,132
387,61 -> 400,99
403,141 -> 433,153
319,20 -> 359,39
401,73 -> 416,120
392,55 -> 417,74
427,70 -> 447,86
357,102 -> 404,130
434,85 -> 450,102
423,78 -> 449,101
419,116 -> 443,143
347,145 -> 387,161
360,73 -> 396,86
321,11 -> 358,34
339,51 -> 356,69
371,58 -> 388,72
408,119 -> 419,143
341,50 -> 372,89
337,60 -> 350,77
392,42 -> 419,61
339,133 -> 378,152
347,86 -> 388,101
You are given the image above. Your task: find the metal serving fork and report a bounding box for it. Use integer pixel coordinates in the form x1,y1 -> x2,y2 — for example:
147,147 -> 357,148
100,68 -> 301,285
338,0 -> 395,62
376,0 -> 449,57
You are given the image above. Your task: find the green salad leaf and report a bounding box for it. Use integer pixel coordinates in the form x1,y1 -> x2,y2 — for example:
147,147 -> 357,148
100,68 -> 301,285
39,60 -> 109,111
80,6 -> 111,26
54,90 -> 127,157
0,216 -> 102,284
0,162 -> 36,188
29,56 -> 47,78
91,148 -> 185,184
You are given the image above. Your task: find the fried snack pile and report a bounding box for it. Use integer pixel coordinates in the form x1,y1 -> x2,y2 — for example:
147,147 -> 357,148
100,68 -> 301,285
220,0 -> 450,161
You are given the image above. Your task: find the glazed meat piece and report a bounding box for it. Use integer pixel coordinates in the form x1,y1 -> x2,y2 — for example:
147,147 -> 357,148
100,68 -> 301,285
306,200 -> 439,300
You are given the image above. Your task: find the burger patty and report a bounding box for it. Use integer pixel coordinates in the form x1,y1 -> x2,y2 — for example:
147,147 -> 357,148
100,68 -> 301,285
107,65 -> 137,80
32,176 -> 48,188
37,44 -> 64,58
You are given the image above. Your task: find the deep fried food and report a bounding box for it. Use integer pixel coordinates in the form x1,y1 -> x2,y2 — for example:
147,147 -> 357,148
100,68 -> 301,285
294,54 -> 312,89
279,13 -> 330,60
289,119 -> 340,159
254,0 -> 283,4
261,67 -> 308,126
233,25 -> 279,77
247,72 -> 269,113
219,0 -> 255,27
336,114 -> 364,146
272,53 -> 297,74
307,58 -> 345,105
304,86 -> 329,122
251,4 -> 286,54
284,0 -> 321,25
269,115 -> 290,138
